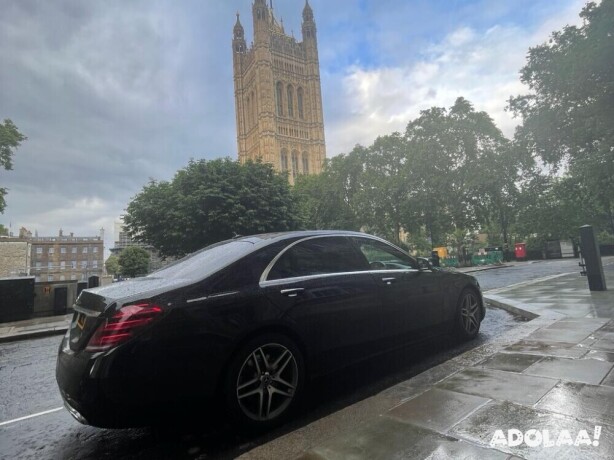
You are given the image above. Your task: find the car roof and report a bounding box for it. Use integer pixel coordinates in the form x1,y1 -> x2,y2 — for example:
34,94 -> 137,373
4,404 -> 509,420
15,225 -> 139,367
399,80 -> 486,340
233,230 -> 369,246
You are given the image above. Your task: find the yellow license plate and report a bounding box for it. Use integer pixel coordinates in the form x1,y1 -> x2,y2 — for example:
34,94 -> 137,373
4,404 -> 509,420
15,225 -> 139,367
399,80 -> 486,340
76,313 -> 86,330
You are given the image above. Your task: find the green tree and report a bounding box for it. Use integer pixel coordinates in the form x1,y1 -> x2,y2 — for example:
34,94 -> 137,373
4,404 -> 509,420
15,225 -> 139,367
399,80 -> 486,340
508,0 -> 614,234
516,174 -> 606,245
293,146 -> 365,231
124,158 -> 300,257
0,119 -> 27,214
357,133 -> 411,245
405,98 -> 513,254
105,255 -> 121,277
118,246 -> 150,278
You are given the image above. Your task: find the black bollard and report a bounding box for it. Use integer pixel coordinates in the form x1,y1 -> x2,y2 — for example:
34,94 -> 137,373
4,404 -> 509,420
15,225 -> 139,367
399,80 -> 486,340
579,225 -> 607,291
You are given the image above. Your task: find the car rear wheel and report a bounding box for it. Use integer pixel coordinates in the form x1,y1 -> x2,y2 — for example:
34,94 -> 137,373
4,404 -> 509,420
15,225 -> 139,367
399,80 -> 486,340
455,289 -> 482,340
226,334 -> 304,430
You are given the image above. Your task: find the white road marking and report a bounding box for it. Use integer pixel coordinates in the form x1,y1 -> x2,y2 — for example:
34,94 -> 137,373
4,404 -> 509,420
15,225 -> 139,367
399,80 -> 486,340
0,407 -> 64,427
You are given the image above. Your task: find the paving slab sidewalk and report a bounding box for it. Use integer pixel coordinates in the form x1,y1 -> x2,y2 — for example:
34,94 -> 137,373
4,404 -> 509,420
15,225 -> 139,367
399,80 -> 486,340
241,262 -> 614,460
0,313 -> 72,343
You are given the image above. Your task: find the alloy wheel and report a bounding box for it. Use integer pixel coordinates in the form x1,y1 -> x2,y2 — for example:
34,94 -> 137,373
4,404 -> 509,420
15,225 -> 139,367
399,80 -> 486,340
460,291 -> 480,335
235,343 -> 299,421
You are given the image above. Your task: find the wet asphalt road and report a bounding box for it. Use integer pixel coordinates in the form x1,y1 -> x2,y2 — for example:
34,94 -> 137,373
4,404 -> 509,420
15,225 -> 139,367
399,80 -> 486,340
0,259 -> 581,459
471,257 -> 582,292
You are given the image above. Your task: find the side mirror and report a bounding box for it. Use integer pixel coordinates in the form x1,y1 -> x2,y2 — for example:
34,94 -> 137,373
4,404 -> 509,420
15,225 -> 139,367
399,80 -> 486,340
417,257 -> 432,271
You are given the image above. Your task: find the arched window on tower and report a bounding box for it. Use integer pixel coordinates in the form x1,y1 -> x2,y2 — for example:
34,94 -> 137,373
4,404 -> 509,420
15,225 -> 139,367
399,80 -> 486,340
302,152 -> 309,174
287,85 -> 294,118
276,82 -> 284,116
297,87 -> 304,119
246,95 -> 251,128
291,151 -> 299,178
280,149 -> 289,172
251,91 -> 256,127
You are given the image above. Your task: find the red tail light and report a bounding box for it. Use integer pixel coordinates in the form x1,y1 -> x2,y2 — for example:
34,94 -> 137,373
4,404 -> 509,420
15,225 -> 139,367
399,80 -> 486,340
86,303 -> 163,352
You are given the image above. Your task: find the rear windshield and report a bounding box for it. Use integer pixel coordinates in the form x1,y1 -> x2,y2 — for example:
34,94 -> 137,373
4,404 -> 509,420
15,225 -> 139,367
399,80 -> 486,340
146,240 -> 256,281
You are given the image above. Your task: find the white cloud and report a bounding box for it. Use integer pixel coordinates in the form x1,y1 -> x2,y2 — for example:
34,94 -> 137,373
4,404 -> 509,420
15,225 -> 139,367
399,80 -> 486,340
324,0 -> 586,156
0,0 -> 590,256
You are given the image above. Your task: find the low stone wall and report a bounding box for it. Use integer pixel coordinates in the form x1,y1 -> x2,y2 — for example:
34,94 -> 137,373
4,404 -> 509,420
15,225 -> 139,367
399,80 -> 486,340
33,281 -> 79,317
0,241 -> 30,277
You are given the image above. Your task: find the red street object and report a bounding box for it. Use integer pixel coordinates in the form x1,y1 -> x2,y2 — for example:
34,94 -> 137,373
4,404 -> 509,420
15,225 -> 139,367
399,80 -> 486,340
515,243 -> 527,260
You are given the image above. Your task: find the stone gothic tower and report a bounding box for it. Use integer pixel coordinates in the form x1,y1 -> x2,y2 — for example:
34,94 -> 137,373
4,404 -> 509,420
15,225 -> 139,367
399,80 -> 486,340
232,0 -> 326,184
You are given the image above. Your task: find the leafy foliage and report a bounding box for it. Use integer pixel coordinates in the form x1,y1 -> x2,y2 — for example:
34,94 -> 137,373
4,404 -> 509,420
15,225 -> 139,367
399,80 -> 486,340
294,98 -> 521,255
105,255 -> 121,276
293,146 -> 366,232
508,0 -> 614,234
118,246 -> 150,278
0,119 -> 27,213
124,158 -> 300,257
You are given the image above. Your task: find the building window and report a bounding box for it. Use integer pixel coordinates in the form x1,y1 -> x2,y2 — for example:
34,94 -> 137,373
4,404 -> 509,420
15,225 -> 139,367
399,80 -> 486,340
251,91 -> 257,127
60,275 -> 66,281
297,87 -> 304,119
93,247 -> 98,253
35,262 -> 41,269
36,247 -> 43,254
72,247 -> 77,254
61,247 -> 67,254
93,260 -> 98,269
81,261 -> 87,269
291,151 -> 299,178
280,150 -> 289,172
287,85 -> 294,118
48,275 -> 54,282
302,153 -> 309,174
83,247 -> 88,254
276,81 -> 284,116
48,247 -> 54,254
60,261 -> 66,270
35,276 -> 41,282
48,262 -> 53,269
71,261 -> 77,269
70,274 -> 77,280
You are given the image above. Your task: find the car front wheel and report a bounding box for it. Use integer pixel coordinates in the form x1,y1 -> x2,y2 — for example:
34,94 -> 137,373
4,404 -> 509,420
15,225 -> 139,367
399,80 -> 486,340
225,334 -> 304,430
455,289 -> 482,340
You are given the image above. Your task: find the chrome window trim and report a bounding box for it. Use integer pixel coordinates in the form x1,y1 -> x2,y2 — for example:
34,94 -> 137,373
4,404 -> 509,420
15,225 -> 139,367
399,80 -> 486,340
260,271 -> 361,288
259,233 -> 419,286
259,269 -> 420,288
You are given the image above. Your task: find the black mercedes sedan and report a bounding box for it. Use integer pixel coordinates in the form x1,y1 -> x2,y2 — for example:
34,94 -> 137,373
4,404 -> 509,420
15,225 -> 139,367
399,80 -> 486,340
56,231 -> 484,430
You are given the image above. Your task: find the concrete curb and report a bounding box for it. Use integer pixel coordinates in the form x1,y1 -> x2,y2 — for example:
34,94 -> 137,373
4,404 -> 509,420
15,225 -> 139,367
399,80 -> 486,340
484,296 -> 538,320
459,263 -> 511,274
0,327 -> 68,344
481,272 -> 580,320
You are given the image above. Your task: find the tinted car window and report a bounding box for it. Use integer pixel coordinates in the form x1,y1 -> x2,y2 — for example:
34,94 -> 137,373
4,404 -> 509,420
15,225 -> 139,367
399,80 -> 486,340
352,237 -> 417,270
267,236 -> 367,280
208,241 -> 289,292
147,240 -> 256,281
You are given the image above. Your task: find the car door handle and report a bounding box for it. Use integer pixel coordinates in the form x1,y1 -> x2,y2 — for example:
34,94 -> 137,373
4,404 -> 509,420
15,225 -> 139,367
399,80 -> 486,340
280,288 -> 305,297
382,277 -> 396,285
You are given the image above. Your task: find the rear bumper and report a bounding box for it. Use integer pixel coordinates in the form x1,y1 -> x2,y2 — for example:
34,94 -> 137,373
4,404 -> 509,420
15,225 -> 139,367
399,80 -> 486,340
61,392 -> 89,425
55,334 -> 226,428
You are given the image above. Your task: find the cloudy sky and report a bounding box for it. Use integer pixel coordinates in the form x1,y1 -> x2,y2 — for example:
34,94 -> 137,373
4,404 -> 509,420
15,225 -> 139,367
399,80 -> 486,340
1,0 -> 587,255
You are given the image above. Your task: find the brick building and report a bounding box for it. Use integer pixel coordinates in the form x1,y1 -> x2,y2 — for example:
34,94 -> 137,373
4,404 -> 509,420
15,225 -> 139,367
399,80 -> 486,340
29,229 -> 104,283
